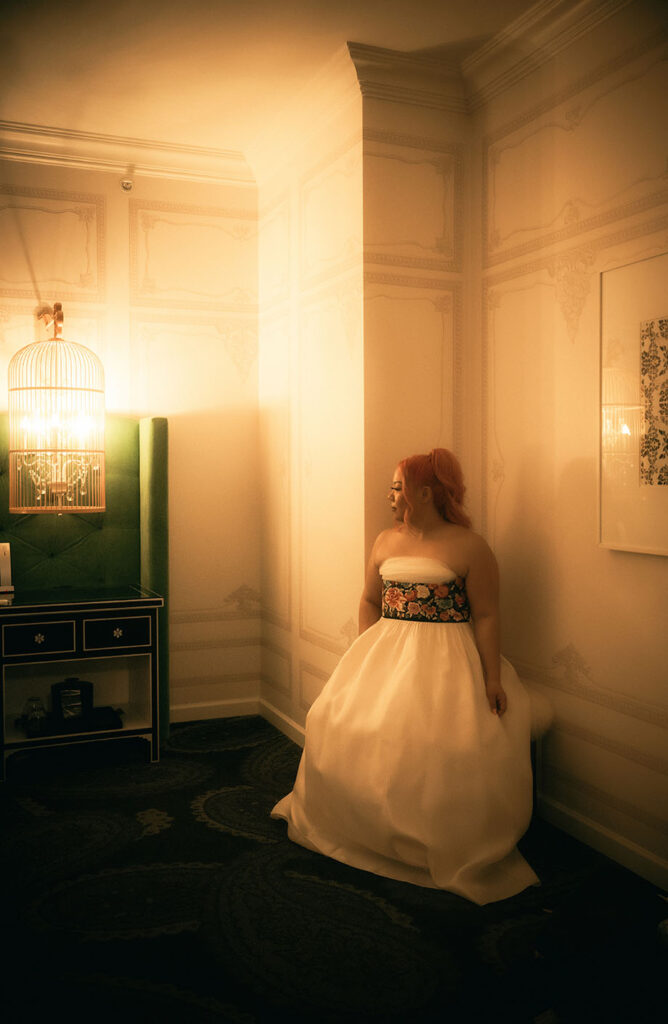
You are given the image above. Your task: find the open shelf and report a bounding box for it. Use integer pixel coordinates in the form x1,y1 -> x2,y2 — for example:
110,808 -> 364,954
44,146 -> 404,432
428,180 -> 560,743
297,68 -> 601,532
0,590 -> 161,779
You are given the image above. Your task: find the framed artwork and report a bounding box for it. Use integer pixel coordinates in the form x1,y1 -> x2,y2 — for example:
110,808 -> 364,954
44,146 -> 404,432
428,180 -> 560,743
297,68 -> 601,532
600,251 -> 668,555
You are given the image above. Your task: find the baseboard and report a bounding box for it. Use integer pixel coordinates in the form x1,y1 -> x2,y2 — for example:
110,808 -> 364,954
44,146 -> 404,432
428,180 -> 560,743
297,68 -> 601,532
538,793 -> 668,892
258,698 -> 306,747
170,697 -> 262,723
169,696 -> 306,749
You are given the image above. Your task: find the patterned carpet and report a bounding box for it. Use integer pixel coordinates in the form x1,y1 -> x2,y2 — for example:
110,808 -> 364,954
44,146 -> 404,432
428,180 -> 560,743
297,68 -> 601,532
0,716 -> 664,1023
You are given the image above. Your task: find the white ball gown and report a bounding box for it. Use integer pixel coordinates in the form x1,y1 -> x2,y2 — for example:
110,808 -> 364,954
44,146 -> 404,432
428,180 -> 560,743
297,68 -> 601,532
271,556 -> 539,905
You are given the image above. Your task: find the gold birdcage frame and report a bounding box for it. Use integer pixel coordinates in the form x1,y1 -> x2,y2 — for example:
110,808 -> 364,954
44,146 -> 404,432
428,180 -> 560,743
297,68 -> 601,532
8,303 -> 105,513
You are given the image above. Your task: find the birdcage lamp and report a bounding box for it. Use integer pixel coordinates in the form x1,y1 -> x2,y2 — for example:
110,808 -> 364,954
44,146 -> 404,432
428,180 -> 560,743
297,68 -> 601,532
8,303 -> 105,513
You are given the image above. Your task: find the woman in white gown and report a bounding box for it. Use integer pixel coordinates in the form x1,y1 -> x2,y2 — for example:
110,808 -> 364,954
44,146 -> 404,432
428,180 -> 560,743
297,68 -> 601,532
271,448 -> 539,905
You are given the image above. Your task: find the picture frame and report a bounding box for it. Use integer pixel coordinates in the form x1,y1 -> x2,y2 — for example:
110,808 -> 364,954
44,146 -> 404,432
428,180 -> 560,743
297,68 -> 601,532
599,251 -> 668,556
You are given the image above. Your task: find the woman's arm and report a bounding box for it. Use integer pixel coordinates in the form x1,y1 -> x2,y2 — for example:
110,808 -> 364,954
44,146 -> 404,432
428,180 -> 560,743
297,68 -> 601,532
465,535 -> 507,716
358,537 -> 384,634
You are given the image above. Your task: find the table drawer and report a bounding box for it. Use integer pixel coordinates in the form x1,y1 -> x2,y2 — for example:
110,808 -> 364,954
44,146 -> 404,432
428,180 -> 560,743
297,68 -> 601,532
84,615 -> 151,650
2,621 -> 76,657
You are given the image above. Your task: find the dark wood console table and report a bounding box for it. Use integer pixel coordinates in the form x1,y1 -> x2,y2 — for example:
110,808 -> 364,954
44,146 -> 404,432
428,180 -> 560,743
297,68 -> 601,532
0,585 -> 162,780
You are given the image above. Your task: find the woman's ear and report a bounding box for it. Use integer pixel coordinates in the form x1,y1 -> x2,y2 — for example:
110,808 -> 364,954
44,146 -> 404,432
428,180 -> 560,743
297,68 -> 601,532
420,485 -> 433,505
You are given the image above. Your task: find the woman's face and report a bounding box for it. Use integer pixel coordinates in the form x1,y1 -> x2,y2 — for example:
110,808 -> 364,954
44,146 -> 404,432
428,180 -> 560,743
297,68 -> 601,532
388,466 -> 407,523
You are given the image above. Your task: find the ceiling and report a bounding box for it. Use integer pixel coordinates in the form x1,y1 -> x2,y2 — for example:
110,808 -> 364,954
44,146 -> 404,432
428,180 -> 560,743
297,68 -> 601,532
3,0 -> 537,156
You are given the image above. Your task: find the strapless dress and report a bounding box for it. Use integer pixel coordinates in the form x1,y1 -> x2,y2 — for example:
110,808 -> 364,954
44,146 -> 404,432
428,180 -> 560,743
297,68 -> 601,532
271,557 -> 538,905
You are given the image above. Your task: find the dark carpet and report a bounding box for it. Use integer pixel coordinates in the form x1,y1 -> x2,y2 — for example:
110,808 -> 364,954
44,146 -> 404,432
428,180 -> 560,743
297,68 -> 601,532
0,716 -> 664,1023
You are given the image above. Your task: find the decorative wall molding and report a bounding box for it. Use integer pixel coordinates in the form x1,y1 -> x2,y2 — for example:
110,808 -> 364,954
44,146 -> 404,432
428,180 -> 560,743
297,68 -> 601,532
483,215 -> 668,289
129,313 -> 258,412
215,321 -> 259,382
463,0 -> 638,110
170,671 -> 260,690
130,197 -> 257,221
486,184 -> 667,270
480,26 -> 664,147
129,198 -> 257,312
552,719 -> 668,776
0,185 -> 105,303
363,128 -> 462,155
482,34 -> 667,266
363,132 -> 463,273
298,659 -> 331,712
516,652 -> 668,729
363,272 -> 459,290
546,244 -> 597,343
364,254 -> 458,273
261,639 -> 292,697
172,637 -> 259,654
171,607 -> 261,625
0,120 -> 254,186
261,607 -> 292,632
171,588 -> 262,626
224,585 -> 262,616
348,42 -> 467,113
542,763 -> 668,836
298,627 -> 347,658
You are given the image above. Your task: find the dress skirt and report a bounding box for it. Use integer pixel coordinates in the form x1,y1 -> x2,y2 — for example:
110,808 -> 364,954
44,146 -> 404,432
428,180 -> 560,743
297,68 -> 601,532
271,557 -> 538,906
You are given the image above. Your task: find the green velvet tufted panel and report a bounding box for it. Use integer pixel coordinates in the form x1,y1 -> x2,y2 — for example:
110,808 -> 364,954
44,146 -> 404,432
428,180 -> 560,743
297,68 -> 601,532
139,417 -> 169,741
0,412 -> 170,739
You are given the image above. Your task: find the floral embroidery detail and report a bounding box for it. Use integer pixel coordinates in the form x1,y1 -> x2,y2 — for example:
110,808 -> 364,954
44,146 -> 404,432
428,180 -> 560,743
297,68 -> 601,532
382,578 -> 470,623
384,586 -> 407,611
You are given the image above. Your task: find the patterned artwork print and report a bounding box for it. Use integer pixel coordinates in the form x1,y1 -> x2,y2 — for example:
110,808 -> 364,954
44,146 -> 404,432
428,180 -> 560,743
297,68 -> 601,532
640,317 -> 668,485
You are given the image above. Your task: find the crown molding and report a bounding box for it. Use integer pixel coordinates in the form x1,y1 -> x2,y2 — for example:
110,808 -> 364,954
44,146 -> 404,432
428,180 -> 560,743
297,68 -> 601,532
0,120 -> 255,186
462,0 -> 637,110
348,42 -> 468,114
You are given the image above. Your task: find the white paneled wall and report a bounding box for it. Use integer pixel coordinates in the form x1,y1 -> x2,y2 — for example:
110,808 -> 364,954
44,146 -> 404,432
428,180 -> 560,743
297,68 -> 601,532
469,0 -> 668,888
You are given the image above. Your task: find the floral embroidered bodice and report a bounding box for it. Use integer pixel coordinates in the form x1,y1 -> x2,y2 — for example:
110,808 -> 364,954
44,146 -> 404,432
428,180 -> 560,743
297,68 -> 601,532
379,557 -> 471,623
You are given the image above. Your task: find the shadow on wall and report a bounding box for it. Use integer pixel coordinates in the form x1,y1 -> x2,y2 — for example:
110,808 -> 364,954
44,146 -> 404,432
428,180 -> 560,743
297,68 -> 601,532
494,444 -> 559,663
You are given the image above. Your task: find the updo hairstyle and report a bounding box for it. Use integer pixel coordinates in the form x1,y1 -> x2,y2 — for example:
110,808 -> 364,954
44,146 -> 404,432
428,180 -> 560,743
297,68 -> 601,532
398,448 -> 471,528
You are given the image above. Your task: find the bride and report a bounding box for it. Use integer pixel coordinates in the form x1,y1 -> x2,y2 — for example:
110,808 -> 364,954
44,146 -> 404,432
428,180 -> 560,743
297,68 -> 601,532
271,448 -> 539,905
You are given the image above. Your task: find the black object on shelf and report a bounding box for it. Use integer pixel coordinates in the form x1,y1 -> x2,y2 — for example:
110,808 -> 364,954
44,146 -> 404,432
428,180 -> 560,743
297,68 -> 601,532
51,677 -> 94,723
16,706 -> 125,738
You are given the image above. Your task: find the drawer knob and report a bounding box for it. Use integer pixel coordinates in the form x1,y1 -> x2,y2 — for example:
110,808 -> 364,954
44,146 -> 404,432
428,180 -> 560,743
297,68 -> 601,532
113,627 -> 124,639
34,633 -> 45,645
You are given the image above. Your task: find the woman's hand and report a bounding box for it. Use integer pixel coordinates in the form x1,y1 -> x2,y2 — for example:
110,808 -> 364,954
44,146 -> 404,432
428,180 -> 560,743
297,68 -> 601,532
485,680 -> 507,717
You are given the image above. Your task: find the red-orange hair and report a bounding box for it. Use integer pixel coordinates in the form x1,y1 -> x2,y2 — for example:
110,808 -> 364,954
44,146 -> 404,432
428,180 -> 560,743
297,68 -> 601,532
398,448 -> 471,528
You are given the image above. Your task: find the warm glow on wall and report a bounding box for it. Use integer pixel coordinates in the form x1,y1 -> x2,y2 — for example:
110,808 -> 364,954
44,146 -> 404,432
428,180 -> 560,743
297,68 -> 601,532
8,303 -> 105,513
